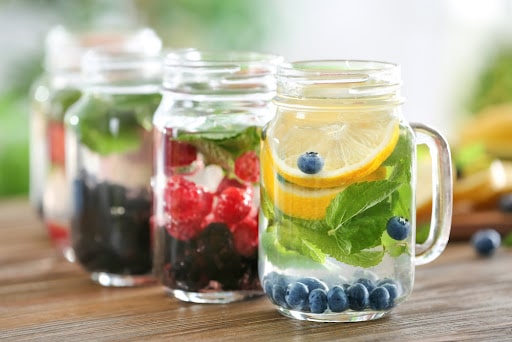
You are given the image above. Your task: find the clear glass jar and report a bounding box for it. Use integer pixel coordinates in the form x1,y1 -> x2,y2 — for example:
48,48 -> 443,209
65,45 -> 162,286
259,60 -> 453,322
29,26 -> 161,262
152,49 -> 283,303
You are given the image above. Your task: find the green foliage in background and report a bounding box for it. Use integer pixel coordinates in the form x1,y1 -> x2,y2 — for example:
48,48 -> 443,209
0,0 -> 271,197
469,46 -> 512,115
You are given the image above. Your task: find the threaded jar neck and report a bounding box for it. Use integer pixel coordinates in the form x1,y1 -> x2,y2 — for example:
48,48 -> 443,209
275,60 -> 403,108
162,49 -> 283,100
82,45 -> 162,94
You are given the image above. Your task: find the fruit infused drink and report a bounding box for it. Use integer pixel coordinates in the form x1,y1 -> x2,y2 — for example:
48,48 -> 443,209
65,44 -> 162,287
152,50 -> 282,303
259,60 -> 453,322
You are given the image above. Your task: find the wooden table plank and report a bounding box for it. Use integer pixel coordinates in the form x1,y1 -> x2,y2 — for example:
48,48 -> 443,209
1,198 -> 511,341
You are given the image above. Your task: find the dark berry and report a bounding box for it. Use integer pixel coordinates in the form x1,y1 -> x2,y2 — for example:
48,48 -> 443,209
297,152 -> 324,175
347,283 -> 369,311
355,278 -> 376,292
386,216 -> 410,240
327,286 -> 349,312
165,139 -> 197,168
498,193 -> 512,212
285,282 -> 309,310
308,289 -> 328,313
234,151 -> 260,183
471,229 -> 501,256
377,279 -> 399,301
369,287 -> 391,310
214,187 -> 252,224
296,277 -> 328,292
272,284 -> 288,308
232,217 -> 258,257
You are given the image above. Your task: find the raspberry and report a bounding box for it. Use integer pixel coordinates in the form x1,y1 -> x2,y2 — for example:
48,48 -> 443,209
165,139 -> 197,168
216,176 -> 246,195
164,176 -> 213,240
232,217 -> 258,257
234,151 -> 260,183
214,187 -> 252,224
47,121 -> 66,166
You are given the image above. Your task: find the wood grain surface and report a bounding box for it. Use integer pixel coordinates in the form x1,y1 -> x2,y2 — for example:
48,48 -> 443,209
1,198 -> 511,341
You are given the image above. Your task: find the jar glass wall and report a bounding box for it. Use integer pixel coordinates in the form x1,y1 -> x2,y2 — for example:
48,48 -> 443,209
65,45 -> 162,286
29,26 -> 161,262
152,49 -> 282,303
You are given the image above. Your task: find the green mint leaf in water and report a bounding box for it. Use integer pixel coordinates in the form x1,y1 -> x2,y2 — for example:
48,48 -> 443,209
325,180 -> 401,231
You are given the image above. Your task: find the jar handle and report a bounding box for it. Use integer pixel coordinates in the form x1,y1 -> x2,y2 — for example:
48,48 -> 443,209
412,123 -> 453,265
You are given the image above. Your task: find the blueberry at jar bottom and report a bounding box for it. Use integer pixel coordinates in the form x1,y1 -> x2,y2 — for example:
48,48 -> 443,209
156,223 -> 263,303
71,177 -> 155,287
262,272 -> 402,322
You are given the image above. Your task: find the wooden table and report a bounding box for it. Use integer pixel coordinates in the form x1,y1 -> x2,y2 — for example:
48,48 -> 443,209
1,198 -> 511,341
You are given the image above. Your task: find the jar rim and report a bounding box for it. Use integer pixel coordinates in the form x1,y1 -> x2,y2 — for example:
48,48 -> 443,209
164,48 -> 283,69
277,60 -> 400,84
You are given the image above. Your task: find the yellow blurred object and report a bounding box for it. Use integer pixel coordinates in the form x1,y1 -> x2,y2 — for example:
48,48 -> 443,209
416,158 -> 512,223
458,104 -> 512,158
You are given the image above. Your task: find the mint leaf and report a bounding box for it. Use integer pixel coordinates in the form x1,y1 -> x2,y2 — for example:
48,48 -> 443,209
382,230 -> 408,257
70,93 -> 160,155
325,180 -> 400,231
335,249 -> 385,268
276,219 -> 327,264
332,200 -> 391,253
261,228 -> 324,269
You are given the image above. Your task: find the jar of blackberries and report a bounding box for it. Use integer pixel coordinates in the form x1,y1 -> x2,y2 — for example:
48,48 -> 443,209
152,49 -> 282,303
29,26 -> 161,263
64,42 -> 162,286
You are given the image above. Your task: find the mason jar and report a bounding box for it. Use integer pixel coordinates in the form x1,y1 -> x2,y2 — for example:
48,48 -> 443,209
29,25 -> 161,262
64,44 -> 162,286
259,60 -> 453,322
152,49 -> 283,303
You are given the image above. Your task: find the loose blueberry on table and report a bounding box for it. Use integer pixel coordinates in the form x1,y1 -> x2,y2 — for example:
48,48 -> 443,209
471,229 -> 501,257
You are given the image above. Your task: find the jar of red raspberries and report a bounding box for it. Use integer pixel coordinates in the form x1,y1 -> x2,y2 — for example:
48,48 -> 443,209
152,49 -> 282,303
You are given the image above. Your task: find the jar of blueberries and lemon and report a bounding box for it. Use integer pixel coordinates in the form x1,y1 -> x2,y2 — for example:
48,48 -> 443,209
259,60 -> 453,322
152,49 -> 282,303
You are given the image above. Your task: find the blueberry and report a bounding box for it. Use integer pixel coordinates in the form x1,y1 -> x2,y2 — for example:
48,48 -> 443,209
347,283 -> 369,311
369,287 -> 391,311
308,289 -> 328,313
297,152 -> 324,174
376,278 -> 400,301
327,286 -> 349,312
354,278 -> 376,292
380,283 -> 398,302
296,277 -> 328,292
285,282 -> 309,310
471,229 -> 501,256
272,284 -> 288,307
386,216 -> 410,240
498,193 -> 512,212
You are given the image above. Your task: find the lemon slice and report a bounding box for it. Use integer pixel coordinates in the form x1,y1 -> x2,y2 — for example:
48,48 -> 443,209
267,111 -> 399,188
261,144 -> 387,220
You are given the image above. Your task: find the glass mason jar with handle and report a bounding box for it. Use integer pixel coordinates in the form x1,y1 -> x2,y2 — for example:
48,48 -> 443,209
65,44 -> 162,286
152,49 -> 283,303
259,60 -> 453,322
29,26 -> 161,262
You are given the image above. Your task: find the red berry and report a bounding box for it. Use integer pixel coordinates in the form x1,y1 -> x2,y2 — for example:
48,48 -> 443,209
164,176 -> 213,240
47,121 -> 66,166
234,151 -> 260,183
214,187 -> 252,224
232,217 -> 258,257
165,139 -> 197,168
216,176 -> 246,195
46,222 -> 69,243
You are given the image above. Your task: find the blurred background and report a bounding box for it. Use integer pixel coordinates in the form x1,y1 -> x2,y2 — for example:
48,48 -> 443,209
1,0 -> 512,198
